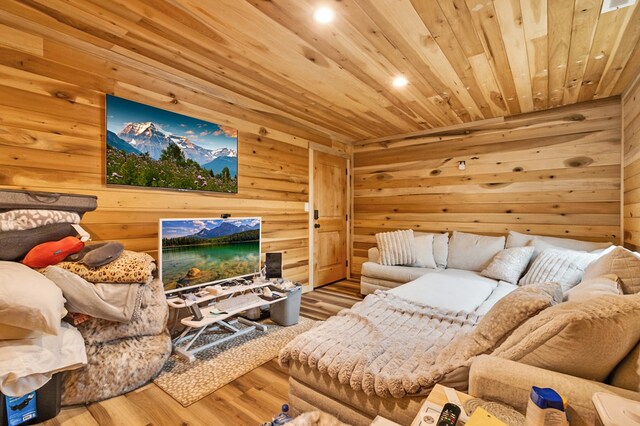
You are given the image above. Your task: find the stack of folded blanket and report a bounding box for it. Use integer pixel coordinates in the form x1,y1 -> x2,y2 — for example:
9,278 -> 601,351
0,190 -> 171,405
43,251 -> 171,405
0,189 -> 96,261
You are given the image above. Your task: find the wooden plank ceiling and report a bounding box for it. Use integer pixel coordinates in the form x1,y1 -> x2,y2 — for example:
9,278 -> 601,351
2,0 -> 639,142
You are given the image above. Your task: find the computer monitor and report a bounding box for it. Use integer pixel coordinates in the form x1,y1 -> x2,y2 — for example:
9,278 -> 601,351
159,217 -> 261,295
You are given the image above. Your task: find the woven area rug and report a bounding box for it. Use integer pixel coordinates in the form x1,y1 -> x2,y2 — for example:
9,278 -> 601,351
154,317 -> 315,406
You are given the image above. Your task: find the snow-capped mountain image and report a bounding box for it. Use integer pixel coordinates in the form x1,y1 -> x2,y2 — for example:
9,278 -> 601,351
106,95 -> 238,193
114,121 -> 237,174
191,220 -> 260,239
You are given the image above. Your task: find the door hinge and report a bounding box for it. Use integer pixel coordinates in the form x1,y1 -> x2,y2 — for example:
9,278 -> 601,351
346,259 -> 349,267
346,214 -> 348,221
346,168 -> 348,176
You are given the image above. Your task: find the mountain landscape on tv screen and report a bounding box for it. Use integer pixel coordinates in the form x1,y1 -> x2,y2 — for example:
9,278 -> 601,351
162,219 -> 260,248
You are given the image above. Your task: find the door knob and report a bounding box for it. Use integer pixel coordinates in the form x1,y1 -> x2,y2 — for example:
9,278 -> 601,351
314,224 -> 321,228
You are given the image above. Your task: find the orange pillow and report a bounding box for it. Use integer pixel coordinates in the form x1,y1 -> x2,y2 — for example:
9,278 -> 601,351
22,236 -> 84,268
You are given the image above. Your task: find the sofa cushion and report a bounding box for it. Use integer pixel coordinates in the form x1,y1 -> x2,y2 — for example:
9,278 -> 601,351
360,261 -> 433,284
518,247 -> 598,293
375,229 -> 417,266
481,246 -> 534,284
472,282 -> 562,354
389,269 -> 500,313
493,294 -> 640,382
506,230 -> 612,252
565,275 -> 622,302
416,232 -> 449,268
609,341 -> 640,392
411,233 -> 436,268
447,231 -> 505,272
289,363 -> 426,425
582,247 -> 640,294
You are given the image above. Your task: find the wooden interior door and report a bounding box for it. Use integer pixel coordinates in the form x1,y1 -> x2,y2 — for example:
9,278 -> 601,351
313,150 -> 348,287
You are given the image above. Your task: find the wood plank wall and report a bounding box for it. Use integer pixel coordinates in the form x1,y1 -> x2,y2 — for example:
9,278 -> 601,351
0,20 -> 348,286
352,98 -> 622,278
623,77 -> 640,250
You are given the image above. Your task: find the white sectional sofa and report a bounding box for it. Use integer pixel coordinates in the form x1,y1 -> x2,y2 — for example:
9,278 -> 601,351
360,230 -> 613,295
281,229 -> 640,425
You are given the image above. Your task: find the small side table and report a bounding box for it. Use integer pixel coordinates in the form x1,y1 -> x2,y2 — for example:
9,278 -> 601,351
411,384 -> 473,426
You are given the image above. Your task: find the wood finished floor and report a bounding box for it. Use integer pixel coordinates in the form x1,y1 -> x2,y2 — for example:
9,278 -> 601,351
42,280 -> 363,426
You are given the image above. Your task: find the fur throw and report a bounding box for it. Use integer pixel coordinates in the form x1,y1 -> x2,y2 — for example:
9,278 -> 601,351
279,291 -> 480,398
55,250 -> 155,284
77,278 -> 168,345
62,331 -> 171,405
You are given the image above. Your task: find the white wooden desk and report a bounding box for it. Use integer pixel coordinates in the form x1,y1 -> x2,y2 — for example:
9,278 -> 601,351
168,284 -> 287,362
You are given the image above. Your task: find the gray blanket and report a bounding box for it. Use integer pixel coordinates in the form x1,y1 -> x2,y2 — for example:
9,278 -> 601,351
279,292 -> 480,398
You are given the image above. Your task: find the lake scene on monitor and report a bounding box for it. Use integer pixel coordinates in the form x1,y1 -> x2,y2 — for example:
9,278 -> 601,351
160,218 -> 260,291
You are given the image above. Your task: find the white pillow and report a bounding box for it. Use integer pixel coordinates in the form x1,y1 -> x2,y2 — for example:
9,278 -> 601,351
412,234 -> 436,268
375,229 -> 417,266
0,262 -> 66,335
506,230 -> 612,252
433,233 -> 449,268
565,274 -> 622,302
583,247 -> 640,294
447,231 -> 506,272
518,247 -> 598,293
481,246 -> 534,284
0,324 -> 42,340
368,247 -> 380,263
0,322 -> 86,396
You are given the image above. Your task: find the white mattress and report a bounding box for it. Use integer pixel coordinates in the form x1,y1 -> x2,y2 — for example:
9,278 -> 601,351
388,268 -> 509,313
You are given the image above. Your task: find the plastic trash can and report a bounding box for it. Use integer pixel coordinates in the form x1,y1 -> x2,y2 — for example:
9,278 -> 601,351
270,284 -> 302,326
1,372 -> 63,426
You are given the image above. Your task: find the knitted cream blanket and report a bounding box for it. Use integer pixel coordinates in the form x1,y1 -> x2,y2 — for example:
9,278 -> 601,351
279,291 -> 480,398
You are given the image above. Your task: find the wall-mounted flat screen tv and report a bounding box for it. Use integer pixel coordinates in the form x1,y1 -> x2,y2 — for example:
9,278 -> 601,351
106,94 -> 238,193
159,217 -> 261,294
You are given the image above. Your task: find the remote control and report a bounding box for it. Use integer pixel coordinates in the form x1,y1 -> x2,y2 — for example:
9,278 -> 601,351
437,403 -> 461,426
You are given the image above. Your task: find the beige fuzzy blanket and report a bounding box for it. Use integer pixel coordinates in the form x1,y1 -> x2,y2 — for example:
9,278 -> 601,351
279,292 -> 480,398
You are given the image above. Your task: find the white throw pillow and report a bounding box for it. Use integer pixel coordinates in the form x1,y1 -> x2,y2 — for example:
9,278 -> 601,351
412,233 -> 437,269
433,233 -> 449,268
506,230 -> 612,252
447,231 -> 506,272
481,246 -> 534,284
0,262 -> 66,336
519,247 -> 598,293
582,247 -> 640,294
565,274 -> 622,302
375,229 -> 417,266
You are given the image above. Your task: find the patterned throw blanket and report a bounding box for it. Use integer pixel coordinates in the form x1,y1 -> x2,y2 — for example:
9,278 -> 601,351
280,292 -> 480,398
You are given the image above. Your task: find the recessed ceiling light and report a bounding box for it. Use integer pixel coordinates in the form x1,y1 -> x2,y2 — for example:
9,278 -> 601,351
392,76 -> 408,87
314,7 -> 335,24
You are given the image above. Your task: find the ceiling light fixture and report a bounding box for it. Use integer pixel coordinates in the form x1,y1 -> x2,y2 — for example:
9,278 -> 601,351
314,6 -> 335,24
392,76 -> 408,87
